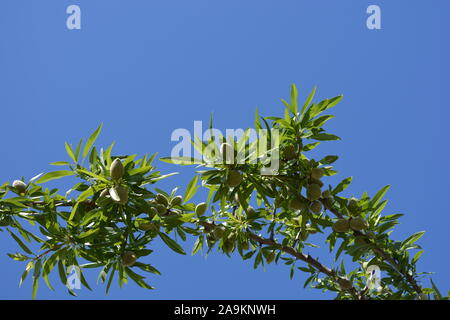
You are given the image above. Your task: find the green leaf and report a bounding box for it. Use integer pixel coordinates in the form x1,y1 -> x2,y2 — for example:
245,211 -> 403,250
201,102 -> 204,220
320,155 -> 338,165
401,231 -> 425,250
134,262 -> 161,275
7,229 -> 33,254
125,267 -> 155,290
192,236 -> 204,255
57,260 -> 67,286
76,186 -> 94,202
184,175 -> 199,202
50,161 -> 70,166
31,277 -> 39,300
83,123 -> 103,159
74,138 -> 83,161
333,177 -> 352,195
311,133 -> 341,141
412,250 -> 424,264
371,185 -> 390,207
65,142 -> 77,163
158,232 -> 186,255
301,86 -> 316,117
76,169 -> 109,183
36,170 -> 75,184
160,157 -> 203,165
20,261 -> 34,287
290,84 -> 299,115
431,279 -> 443,300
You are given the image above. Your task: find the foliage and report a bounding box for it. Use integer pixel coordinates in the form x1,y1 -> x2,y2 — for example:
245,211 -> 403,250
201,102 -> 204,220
0,85 -> 447,300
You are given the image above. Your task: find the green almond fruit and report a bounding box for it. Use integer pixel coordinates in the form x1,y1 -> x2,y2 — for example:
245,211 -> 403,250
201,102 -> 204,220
222,239 -> 235,253
246,206 -> 256,217
156,204 -> 167,214
241,240 -> 250,251
121,251 -> 137,267
12,180 -> 27,194
289,197 -> 306,211
349,217 -> 369,231
282,145 -> 297,160
220,142 -> 235,164
206,234 -> 216,246
138,222 -> 156,231
309,200 -> 322,214
306,184 -> 322,201
110,186 -> 128,204
149,207 -> 159,216
0,216 -> 13,227
213,226 -> 225,239
226,170 -> 243,188
266,251 -> 275,264
311,168 -> 324,180
333,219 -> 350,233
170,195 -> 183,207
417,293 -> 428,300
155,193 -> 169,206
322,190 -> 332,199
338,279 -> 353,290
110,158 -> 124,180
322,197 -> 333,208
348,197 -> 361,216
309,178 -> 324,187
195,202 -> 207,216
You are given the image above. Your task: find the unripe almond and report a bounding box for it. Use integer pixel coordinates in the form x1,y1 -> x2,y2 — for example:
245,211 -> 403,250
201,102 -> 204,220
338,278 -> 353,291
306,184 -> 322,201
110,159 -> 124,180
220,142 -> 235,164
241,240 -> 250,251
156,204 -> 166,214
170,195 -> 183,207
282,145 -> 297,160
417,293 -> 428,300
222,239 -> 235,253
213,226 -> 225,240
149,207 -> 159,216
246,206 -> 256,217
266,251 -> 275,264
349,217 -> 369,231
110,186 -> 128,204
226,170 -> 243,188
195,202 -> 207,216
289,197 -> 306,211
333,219 -> 350,233
309,200 -> 322,214
311,168 -> 324,180
121,251 -> 137,267
322,190 -> 332,199
309,178 -> 324,187
138,222 -> 156,231
348,197 -> 361,216
155,193 -> 169,206
12,180 -> 27,193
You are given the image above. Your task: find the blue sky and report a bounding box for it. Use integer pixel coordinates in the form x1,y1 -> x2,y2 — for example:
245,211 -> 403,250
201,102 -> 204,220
0,0 -> 449,299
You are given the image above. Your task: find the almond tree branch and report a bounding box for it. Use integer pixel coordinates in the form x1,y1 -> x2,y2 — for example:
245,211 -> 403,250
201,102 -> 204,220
320,198 -> 423,294
199,221 -> 366,300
